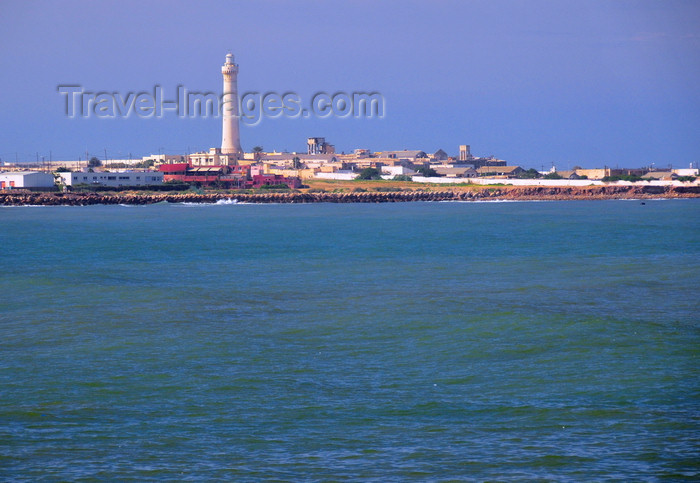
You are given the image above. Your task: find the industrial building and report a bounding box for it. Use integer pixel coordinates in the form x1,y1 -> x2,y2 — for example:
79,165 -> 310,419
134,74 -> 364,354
307,137 -> 335,154
159,163 -> 249,188
0,171 -> 55,189
58,171 -> 164,187
159,163 -> 301,189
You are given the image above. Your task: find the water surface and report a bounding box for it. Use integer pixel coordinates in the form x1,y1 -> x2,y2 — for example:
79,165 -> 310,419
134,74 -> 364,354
1,200 -> 698,480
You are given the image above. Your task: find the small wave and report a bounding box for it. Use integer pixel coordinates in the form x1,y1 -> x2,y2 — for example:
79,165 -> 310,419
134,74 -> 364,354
438,199 -> 550,203
0,204 -> 52,208
174,199 -> 239,207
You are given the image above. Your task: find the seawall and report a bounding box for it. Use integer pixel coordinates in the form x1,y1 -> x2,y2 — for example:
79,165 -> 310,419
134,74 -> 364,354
2,185 -> 699,206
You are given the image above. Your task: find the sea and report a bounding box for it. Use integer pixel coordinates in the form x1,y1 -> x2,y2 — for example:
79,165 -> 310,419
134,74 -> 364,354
1,199 -> 698,481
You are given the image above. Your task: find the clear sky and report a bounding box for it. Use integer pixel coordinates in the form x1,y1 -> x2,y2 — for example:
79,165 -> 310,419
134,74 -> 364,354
1,0 -> 698,169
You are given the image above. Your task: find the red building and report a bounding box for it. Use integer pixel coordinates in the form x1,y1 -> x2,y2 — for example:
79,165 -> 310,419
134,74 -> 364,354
159,163 -> 300,189
252,174 -> 302,189
159,163 -> 248,188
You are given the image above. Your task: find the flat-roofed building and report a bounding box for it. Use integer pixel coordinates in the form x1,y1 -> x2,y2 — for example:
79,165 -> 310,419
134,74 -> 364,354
142,154 -> 186,165
555,170 -> 584,179
477,166 -> 525,177
189,148 -> 239,166
379,150 -> 427,162
58,171 -> 164,187
381,166 -> 417,177
674,168 -> 699,177
574,168 -> 610,180
434,166 -> 478,178
0,171 -> 56,189
641,171 -> 678,181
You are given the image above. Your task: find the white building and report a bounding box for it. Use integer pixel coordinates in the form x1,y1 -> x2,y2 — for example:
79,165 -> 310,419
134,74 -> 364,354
58,171 -> 164,187
141,154 -> 186,165
189,147 -> 239,166
0,171 -> 56,189
381,166 -> 416,177
673,168 -> 699,177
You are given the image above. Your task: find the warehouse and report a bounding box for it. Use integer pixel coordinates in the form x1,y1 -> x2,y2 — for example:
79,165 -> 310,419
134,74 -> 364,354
0,171 -> 56,189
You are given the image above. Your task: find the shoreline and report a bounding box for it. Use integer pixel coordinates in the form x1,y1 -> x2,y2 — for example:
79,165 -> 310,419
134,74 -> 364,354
2,185 -> 699,206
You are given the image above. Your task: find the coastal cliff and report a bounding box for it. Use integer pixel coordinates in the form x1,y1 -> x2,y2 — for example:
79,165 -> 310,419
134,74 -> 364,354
1,185 -> 699,206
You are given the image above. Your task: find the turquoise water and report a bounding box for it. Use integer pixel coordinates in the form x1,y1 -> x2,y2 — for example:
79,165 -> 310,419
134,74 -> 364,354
1,200 -> 698,480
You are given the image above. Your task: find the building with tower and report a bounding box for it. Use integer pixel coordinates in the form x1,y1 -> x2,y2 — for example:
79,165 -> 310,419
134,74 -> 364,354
459,145 -> 472,161
307,137 -> 335,155
190,53 -> 243,166
221,52 -> 242,156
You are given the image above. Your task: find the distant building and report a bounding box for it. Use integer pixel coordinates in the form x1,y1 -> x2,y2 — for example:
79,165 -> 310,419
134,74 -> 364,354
189,148 -> 239,166
432,149 -> 449,162
477,166 -> 524,177
555,170 -> 584,180
470,157 -> 507,168
434,166 -> 478,178
381,166 -> 416,177
261,153 -> 340,166
159,163 -> 249,187
159,163 -> 300,189
307,137 -> 335,154
459,145 -> 472,161
641,171 -> 678,181
252,174 -> 302,189
673,168 -> 699,177
0,171 -> 55,189
380,150 -> 427,162
573,168 -> 610,180
354,149 -> 371,158
142,154 -> 186,165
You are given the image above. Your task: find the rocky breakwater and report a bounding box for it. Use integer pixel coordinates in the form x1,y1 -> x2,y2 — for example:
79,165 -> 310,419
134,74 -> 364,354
1,185 -> 698,206
482,184 -> 700,200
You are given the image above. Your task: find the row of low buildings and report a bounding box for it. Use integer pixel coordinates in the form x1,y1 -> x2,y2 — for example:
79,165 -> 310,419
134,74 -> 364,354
168,140 -> 698,182
2,140 -> 698,190
151,142 -> 511,183
0,142 -> 501,190
0,165 -> 302,191
0,170 -> 165,190
158,163 -> 302,189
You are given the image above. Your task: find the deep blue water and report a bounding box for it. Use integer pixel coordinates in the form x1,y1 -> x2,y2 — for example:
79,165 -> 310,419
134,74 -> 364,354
1,200 -> 698,480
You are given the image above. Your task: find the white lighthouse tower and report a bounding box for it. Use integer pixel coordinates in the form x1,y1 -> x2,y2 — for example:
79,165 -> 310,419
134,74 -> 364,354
221,52 -> 242,156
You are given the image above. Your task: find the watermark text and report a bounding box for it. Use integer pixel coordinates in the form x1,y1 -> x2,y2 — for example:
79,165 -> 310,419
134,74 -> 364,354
57,85 -> 385,125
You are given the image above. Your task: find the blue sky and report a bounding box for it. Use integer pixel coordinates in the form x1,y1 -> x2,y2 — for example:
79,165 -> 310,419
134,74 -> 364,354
0,0 -> 698,168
